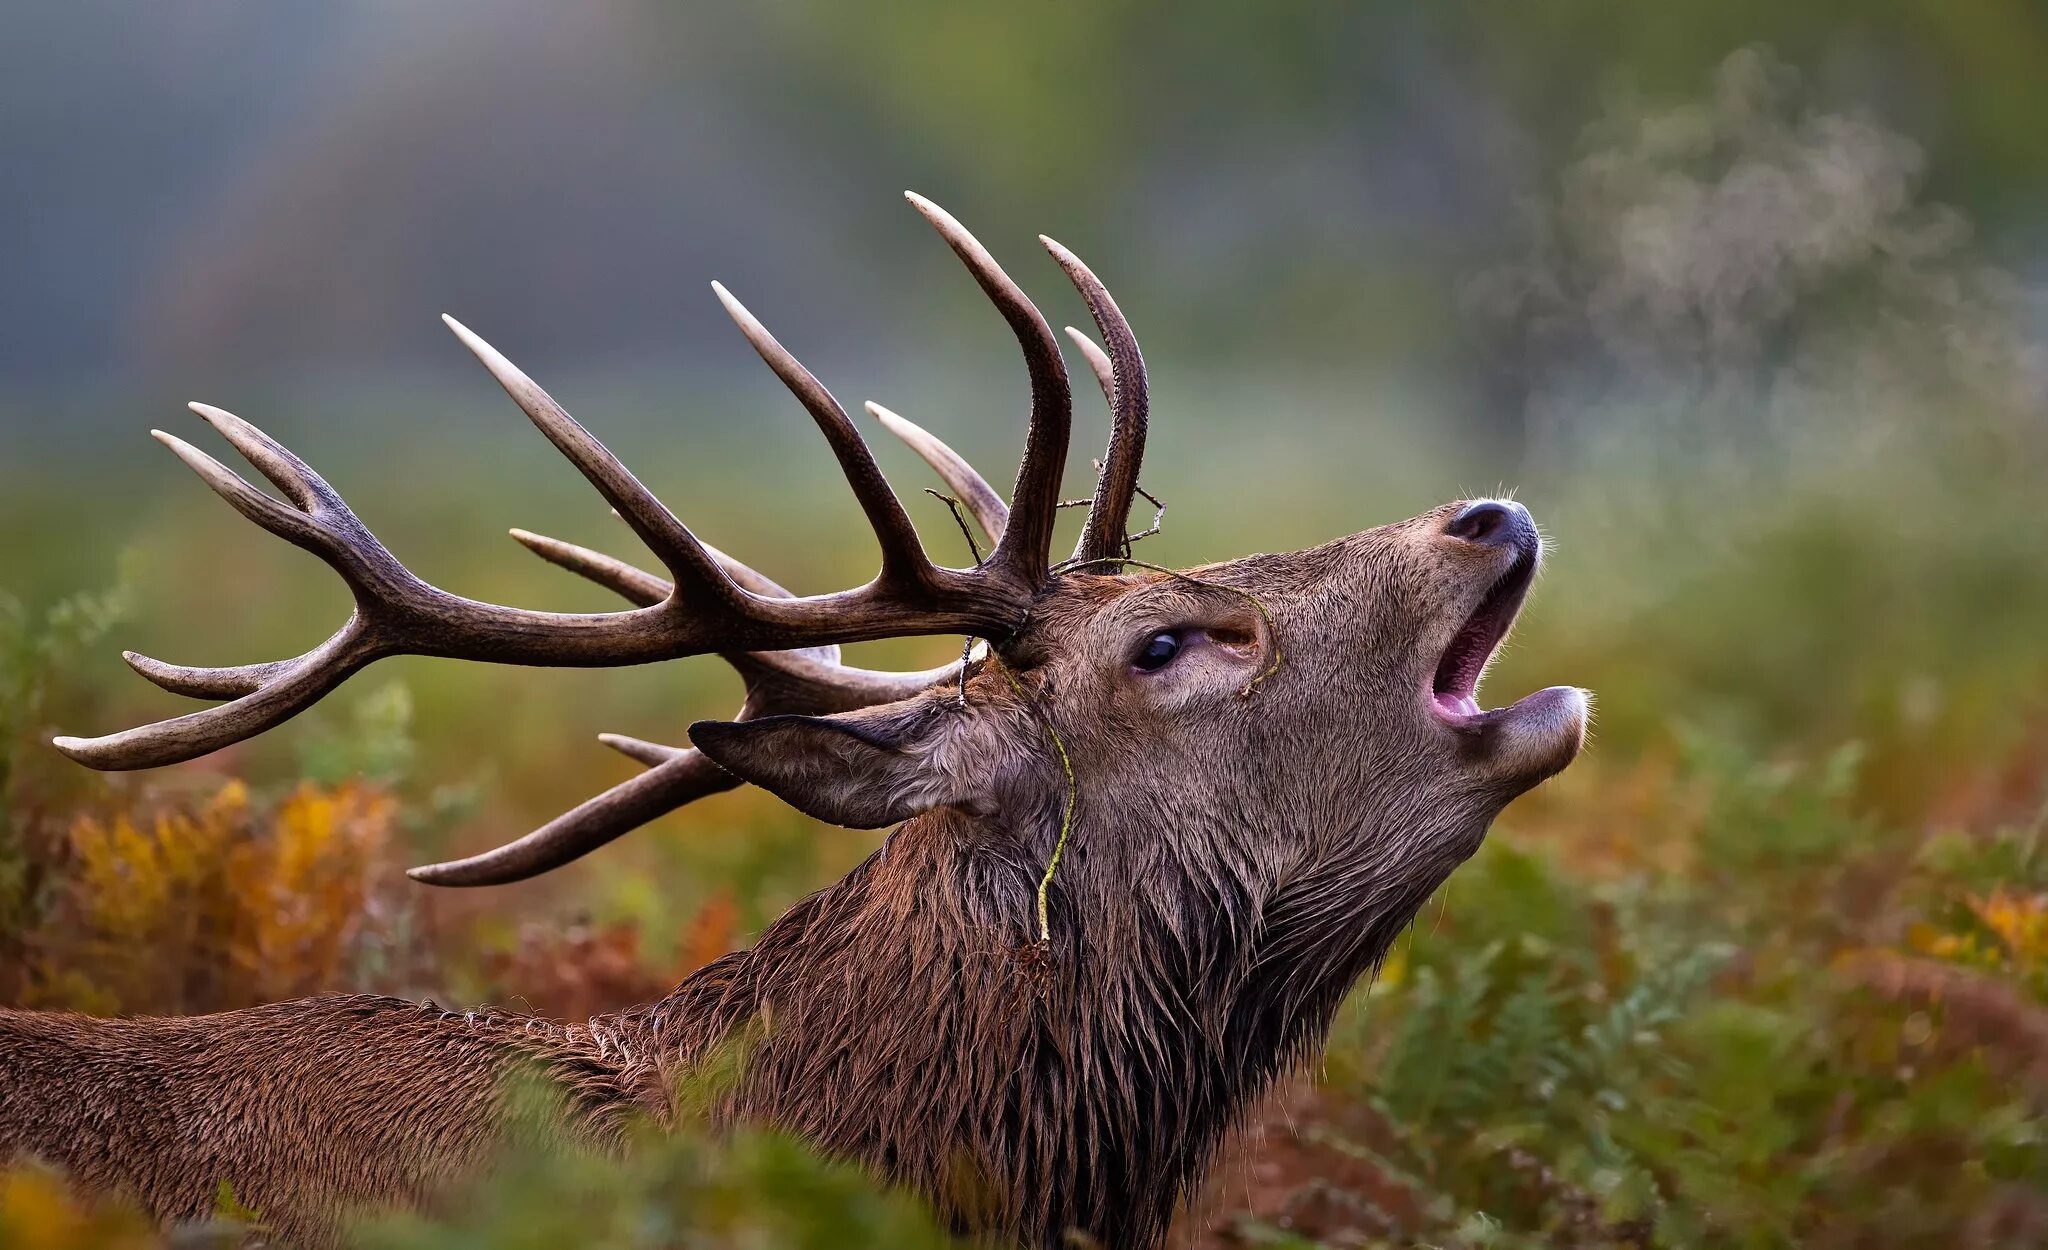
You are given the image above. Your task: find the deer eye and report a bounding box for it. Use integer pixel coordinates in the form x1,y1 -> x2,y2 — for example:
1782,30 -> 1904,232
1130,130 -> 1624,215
1132,631 -> 1183,673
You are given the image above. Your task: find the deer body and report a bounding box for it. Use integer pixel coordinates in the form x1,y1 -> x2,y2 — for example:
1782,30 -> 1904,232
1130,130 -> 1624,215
3,772 -> 1511,1248
5,196 -> 1588,1247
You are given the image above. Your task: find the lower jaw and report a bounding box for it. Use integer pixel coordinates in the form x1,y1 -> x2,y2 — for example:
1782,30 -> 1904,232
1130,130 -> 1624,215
1429,683 -> 1588,735
1481,685 -> 1591,779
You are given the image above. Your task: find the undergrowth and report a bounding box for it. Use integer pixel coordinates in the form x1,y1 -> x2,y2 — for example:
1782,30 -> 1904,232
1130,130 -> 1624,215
1227,742 -> 2048,1248
8,549 -> 2048,1249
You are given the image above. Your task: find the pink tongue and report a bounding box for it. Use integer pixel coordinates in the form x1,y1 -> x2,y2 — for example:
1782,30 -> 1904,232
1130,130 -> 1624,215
1435,691 -> 1482,718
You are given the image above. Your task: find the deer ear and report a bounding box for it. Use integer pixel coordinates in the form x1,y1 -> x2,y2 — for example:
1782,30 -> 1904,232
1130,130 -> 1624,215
689,701 -> 992,829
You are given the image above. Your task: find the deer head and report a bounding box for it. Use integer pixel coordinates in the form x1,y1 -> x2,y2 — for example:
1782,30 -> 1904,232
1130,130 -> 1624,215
692,491 -> 1584,964
48,193 -> 1586,1245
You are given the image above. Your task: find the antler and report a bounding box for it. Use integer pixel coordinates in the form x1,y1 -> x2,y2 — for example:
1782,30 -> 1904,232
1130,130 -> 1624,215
57,197 -> 1161,885
1043,237 -> 1150,562
54,196 -> 1072,774
422,243 -> 1153,885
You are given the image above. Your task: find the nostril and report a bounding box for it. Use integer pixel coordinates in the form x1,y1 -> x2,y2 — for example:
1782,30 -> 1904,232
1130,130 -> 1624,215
1446,500 -> 1519,545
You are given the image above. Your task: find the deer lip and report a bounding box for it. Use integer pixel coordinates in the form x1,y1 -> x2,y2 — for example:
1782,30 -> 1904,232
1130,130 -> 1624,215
1429,546 -> 1537,725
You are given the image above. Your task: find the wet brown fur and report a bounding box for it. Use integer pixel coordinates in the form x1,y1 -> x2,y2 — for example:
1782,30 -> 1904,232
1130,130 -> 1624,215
1,505 -> 1584,1247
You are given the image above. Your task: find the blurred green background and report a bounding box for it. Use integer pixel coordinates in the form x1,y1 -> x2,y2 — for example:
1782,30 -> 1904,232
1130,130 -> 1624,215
4,4 -> 2047,1247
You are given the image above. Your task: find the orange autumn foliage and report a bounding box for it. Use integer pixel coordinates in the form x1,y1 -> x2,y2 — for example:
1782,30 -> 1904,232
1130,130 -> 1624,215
23,780 -> 411,1016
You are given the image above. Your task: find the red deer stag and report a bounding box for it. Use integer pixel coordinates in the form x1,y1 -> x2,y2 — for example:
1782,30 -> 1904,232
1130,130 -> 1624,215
1,194 -> 1587,1248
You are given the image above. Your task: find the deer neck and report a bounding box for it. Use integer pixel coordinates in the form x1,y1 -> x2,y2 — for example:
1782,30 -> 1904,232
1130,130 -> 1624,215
614,797 -> 1404,1248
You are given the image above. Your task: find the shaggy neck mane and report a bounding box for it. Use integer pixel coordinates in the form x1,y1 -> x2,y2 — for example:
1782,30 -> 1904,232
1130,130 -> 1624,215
595,798 -> 1429,1247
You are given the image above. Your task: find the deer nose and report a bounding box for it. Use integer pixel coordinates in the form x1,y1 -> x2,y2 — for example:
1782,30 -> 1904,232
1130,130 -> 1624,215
1445,499 -> 1534,549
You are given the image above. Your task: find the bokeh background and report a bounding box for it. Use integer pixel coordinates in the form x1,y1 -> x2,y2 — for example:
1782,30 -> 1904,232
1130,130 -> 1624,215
4,4 -> 2047,1246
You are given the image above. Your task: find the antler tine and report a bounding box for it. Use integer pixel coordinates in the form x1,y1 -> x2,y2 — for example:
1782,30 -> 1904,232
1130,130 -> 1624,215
865,401 -> 1009,544
709,283 -> 938,591
407,752 -> 739,886
510,527 -> 804,611
149,429 -> 337,558
442,316 -> 741,607
54,620 -> 378,769
1063,327 -> 1117,408
599,732 -> 684,766
188,402 -> 330,513
904,192 -> 1071,588
1041,238 -> 1149,563
122,651 -> 287,699
509,528 -> 671,607
511,528 -> 840,666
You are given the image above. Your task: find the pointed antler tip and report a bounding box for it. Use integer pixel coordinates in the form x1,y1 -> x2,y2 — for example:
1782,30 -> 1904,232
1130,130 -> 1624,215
709,280 -> 748,319
711,283 -> 779,351
506,528 -> 563,557
405,858 -> 484,887
903,192 -> 959,230
596,732 -> 683,767
187,402 -> 243,431
441,315 -> 484,348
441,316 -> 503,367
866,402 -> 916,438
1042,238 -> 1090,277
151,429 -> 201,457
49,734 -> 107,767
120,650 -> 166,675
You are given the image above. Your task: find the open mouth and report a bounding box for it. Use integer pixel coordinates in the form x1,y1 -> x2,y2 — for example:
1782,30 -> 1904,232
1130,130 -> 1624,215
1430,544 -> 1538,724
